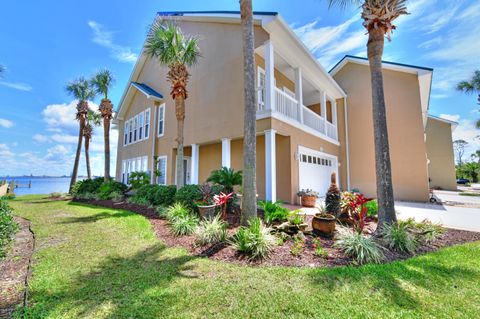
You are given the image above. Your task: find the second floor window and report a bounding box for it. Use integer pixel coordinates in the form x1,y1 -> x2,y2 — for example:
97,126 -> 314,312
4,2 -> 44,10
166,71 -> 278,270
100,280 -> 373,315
129,119 -> 133,144
145,109 -> 150,139
158,104 -> 165,137
133,116 -> 138,142
139,112 -> 144,140
257,67 -> 266,109
124,121 -> 129,146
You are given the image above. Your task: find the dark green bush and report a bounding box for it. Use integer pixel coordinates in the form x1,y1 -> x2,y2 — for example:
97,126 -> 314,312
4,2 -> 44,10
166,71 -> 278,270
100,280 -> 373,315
175,185 -> 202,212
366,200 -> 378,217
98,181 -> 127,200
0,199 -> 19,259
71,178 -> 104,197
128,172 -> 150,190
154,185 -> 177,206
133,184 -> 159,205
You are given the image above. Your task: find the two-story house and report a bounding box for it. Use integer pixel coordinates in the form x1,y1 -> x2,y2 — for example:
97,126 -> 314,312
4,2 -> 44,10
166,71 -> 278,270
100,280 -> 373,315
113,11 -> 457,204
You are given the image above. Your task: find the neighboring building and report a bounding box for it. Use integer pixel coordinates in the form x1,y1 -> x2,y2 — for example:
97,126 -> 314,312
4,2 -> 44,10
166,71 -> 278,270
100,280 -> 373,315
425,115 -> 458,190
113,11 -> 457,204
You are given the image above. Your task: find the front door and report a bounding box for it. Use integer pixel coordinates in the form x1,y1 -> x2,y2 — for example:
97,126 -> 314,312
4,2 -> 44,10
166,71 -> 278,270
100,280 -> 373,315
176,156 -> 191,185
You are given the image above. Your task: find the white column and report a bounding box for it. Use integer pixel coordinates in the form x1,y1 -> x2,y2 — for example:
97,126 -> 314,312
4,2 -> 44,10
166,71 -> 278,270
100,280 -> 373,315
332,99 -> 338,140
265,129 -> 276,202
295,67 -> 303,123
320,91 -> 327,134
191,144 -> 199,184
264,40 -> 275,111
221,138 -> 231,168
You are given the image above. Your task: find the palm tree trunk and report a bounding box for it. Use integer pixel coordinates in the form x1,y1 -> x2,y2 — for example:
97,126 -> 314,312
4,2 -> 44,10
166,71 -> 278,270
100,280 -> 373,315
69,119 -> 84,193
104,116 -> 110,182
367,28 -> 397,228
240,0 -> 257,225
85,135 -> 91,179
175,96 -> 185,189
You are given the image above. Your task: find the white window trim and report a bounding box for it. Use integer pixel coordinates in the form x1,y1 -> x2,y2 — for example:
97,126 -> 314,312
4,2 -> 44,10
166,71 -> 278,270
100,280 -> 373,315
156,155 -> 168,185
257,67 -> 266,108
144,108 -> 151,140
157,104 -> 165,137
139,112 -> 144,141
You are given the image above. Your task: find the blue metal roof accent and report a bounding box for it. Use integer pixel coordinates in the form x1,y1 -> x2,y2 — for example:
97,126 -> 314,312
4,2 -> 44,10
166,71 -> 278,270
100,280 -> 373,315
131,82 -> 163,99
329,55 -> 434,73
157,11 -> 278,17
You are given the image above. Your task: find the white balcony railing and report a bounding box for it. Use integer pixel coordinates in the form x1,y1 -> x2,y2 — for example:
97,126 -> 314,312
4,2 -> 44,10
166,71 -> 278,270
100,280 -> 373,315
274,88 -> 300,121
325,122 -> 337,140
302,106 -> 325,134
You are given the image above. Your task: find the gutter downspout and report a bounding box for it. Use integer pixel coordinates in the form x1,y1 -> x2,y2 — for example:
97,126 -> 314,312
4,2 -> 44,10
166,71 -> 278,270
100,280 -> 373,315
151,102 -> 159,184
344,96 -> 351,191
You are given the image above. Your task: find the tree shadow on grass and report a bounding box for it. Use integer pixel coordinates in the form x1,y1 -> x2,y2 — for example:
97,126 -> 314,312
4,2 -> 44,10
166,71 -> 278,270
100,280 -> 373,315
308,252 -> 480,310
58,211 -> 135,224
21,243 -> 198,318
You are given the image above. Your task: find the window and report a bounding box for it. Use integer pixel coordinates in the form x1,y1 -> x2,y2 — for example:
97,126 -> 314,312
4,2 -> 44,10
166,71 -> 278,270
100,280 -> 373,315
129,119 -> 133,144
157,156 -> 167,185
122,161 -> 126,183
124,122 -> 129,146
139,112 -> 144,140
257,67 -> 266,109
144,109 -> 150,139
158,104 -> 165,137
141,156 -> 148,172
133,116 -> 138,142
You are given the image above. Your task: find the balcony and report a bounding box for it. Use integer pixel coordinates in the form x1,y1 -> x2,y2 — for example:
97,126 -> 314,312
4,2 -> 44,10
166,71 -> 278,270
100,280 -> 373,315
258,87 -> 338,142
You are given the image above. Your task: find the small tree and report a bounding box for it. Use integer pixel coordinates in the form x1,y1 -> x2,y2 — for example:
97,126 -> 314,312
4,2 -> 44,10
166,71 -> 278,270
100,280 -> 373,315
325,172 -> 341,218
453,139 -> 468,165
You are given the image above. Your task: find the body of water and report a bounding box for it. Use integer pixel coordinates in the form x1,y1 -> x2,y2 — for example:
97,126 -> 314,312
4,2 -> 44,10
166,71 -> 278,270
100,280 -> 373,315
1,177 -> 78,195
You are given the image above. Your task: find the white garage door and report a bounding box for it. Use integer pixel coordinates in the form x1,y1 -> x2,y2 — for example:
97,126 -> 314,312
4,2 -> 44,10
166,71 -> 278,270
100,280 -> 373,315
298,147 -> 338,198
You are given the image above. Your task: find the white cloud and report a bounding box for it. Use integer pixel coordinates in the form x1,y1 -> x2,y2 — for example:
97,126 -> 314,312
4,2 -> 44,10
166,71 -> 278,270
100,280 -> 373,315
442,113 -> 480,157
51,134 -> 78,144
33,134 -> 49,143
0,80 -> 32,91
0,144 -> 14,158
88,21 -> 138,63
0,118 -> 14,128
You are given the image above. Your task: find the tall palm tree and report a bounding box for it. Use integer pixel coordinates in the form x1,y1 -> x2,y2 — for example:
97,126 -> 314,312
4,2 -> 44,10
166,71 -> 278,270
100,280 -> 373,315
144,20 -> 200,189
66,77 -> 97,192
91,69 -> 115,182
457,70 -> 480,127
327,0 -> 408,228
83,110 -> 102,179
239,0 -> 258,225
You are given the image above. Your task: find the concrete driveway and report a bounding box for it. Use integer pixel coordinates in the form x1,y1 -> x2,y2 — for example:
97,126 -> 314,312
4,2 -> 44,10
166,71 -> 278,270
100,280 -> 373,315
396,201 -> 480,232
432,189 -> 480,206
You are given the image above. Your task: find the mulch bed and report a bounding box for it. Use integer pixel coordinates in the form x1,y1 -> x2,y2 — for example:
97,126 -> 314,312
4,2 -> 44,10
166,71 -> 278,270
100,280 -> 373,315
0,217 -> 34,318
73,198 -> 480,268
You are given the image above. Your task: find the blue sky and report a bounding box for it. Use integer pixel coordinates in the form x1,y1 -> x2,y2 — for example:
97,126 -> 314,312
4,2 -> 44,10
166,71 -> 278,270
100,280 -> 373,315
0,0 -> 479,176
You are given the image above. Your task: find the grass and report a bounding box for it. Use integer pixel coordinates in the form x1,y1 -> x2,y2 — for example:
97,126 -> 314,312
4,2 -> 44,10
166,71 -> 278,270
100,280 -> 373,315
9,195 -> 480,318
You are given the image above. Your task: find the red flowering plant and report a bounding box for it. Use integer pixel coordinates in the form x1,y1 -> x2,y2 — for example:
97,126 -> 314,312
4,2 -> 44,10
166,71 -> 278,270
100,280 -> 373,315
214,192 -> 234,219
349,193 -> 373,234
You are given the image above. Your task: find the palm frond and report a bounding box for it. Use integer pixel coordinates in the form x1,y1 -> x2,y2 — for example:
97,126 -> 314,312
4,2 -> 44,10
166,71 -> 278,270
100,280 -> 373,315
91,69 -> 115,99
145,19 -> 201,67
457,70 -> 480,94
66,77 -> 97,101
326,0 -> 361,9
87,110 -> 102,126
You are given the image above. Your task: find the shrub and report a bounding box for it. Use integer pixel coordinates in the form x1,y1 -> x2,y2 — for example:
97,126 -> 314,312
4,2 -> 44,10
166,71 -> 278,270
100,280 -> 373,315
231,218 -> 276,260
163,203 -> 191,221
128,196 -> 150,206
380,222 -> 418,254
297,189 -> 319,197
413,220 -> 444,243
98,181 -> 127,200
155,205 -> 168,218
71,178 -> 104,197
0,199 -> 19,258
312,238 -> 328,258
288,210 -> 305,226
128,171 -> 150,190
290,235 -> 305,256
169,211 -> 199,236
194,215 -> 228,246
110,191 -> 124,202
154,185 -> 177,206
365,200 -> 378,217
258,200 -> 289,224
175,185 -> 202,212
334,228 -> 384,265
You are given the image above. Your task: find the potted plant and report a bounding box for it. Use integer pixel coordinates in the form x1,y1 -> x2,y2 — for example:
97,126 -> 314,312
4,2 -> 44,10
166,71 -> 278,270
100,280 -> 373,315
195,184 -> 218,219
297,189 -> 319,207
312,205 -> 336,238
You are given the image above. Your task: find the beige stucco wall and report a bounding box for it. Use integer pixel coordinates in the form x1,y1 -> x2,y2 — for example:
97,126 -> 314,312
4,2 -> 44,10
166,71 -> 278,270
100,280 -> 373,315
334,63 -> 430,202
425,117 -> 457,190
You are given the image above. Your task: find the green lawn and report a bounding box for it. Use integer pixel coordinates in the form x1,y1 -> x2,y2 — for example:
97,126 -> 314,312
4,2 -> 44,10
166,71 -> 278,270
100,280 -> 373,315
10,195 -> 480,319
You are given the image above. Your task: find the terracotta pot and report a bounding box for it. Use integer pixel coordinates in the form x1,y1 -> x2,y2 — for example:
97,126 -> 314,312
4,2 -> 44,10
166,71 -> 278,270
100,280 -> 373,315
197,204 -> 217,219
301,195 -> 317,207
312,214 -> 336,237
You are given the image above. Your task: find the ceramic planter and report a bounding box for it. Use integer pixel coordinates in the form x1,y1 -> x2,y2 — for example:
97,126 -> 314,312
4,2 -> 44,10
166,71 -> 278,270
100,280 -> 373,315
197,204 -> 217,219
312,214 -> 336,237
300,195 -> 317,208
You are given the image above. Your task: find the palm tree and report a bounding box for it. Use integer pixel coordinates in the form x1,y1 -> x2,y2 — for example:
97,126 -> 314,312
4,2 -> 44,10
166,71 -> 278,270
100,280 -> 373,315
144,20 -> 200,189
83,110 -> 102,179
239,0 -> 258,225
327,0 -> 408,228
91,69 -> 115,182
207,167 -> 243,194
457,70 -> 480,127
66,77 -> 97,192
